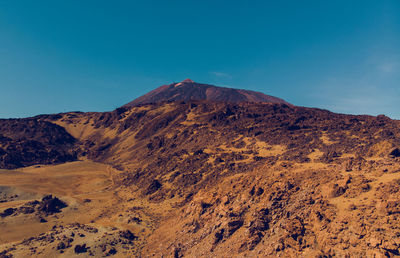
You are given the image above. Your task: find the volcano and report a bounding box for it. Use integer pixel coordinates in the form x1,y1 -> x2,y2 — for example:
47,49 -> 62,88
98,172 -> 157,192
123,79 -> 290,107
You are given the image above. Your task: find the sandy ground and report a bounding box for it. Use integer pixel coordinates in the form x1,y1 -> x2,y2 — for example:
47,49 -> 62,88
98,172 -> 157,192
0,161 -> 149,257
0,161 -> 112,240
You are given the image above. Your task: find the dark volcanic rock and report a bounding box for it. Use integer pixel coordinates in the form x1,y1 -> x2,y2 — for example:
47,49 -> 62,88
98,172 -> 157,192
74,244 -> 87,254
0,250 -> 13,258
57,241 -> 67,250
0,208 -> 16,217
389,148 -> 400,157
119,230 -> 137,240
37,195 -> 67,215
0,195 -> 67,219
143,180 -> 162,195
0,119 -> 78,169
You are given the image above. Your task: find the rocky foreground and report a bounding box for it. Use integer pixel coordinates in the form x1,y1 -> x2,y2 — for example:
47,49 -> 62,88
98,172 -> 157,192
1,100 -> 400,257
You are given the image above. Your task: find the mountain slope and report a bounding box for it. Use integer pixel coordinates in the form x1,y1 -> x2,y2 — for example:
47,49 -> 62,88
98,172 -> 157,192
1,85 -> 400,256
123,79 -> 290,107
46,102 -> 400,256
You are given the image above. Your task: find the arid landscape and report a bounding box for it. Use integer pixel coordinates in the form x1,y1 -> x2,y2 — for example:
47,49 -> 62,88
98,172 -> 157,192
1,80 -> 400,257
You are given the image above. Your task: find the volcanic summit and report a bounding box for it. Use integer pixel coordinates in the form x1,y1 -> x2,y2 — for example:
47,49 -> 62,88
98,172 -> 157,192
123,79 -> 290,107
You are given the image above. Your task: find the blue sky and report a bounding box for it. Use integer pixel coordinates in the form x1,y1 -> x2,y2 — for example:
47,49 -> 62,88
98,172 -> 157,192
0,1 -> 399,118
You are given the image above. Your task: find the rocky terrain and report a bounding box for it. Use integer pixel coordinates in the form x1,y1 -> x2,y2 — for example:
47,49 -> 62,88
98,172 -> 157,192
0,223 -> 138,257
1,80 -> 400,257
0,119 -> 77,169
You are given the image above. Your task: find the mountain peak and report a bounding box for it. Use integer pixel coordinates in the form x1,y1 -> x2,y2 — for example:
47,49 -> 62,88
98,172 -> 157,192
175,78 -> 196,87
123,80 -> 290,107
181,78 -> 194,83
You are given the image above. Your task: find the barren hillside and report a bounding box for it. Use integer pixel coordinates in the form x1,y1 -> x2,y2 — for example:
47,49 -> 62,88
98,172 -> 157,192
1,95 -> 400,257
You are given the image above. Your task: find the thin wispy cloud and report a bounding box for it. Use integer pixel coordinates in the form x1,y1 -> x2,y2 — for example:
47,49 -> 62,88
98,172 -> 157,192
210,71 -> 232,79
377,62 -> 397,73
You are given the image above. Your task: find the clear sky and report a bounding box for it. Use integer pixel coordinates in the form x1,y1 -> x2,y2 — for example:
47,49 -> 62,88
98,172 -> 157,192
0,1 -> 399,119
